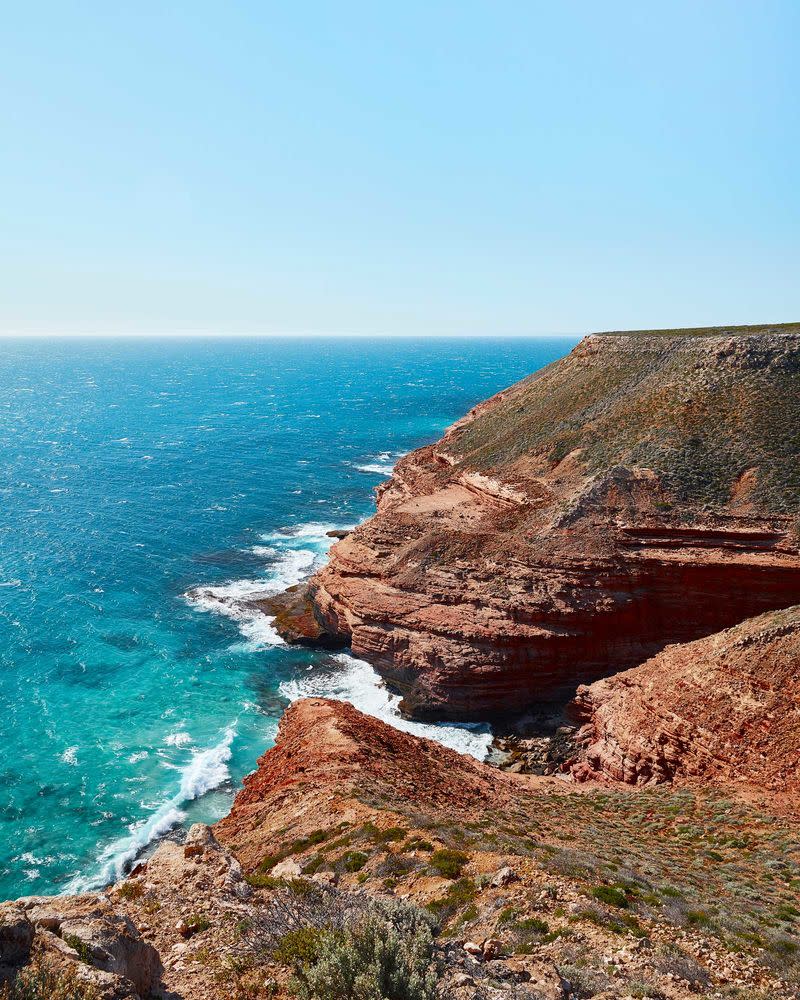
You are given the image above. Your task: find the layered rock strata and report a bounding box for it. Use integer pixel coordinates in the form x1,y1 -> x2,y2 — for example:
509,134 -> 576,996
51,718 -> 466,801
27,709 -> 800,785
568,605 -> 800,808
275,329 -> 800,719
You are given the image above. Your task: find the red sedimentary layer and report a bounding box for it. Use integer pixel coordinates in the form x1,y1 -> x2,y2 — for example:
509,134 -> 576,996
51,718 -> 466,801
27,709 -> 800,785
213,697 -> 524,872
568,605 -> 800,809
281,332 -> 800,719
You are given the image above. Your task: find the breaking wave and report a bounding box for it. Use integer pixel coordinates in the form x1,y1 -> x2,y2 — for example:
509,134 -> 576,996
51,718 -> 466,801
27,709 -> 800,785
279,653 -> 492,761
184,522 -> 353,649
67,726 -> 236,891
352,450 -> 405,477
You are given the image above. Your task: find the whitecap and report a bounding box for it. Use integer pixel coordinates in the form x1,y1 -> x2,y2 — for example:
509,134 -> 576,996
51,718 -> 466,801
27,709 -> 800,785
128,751 -> 149,764
352,450 -> 405,477
60,747 -> 79,766
66,727 -> 236,891
249,545 -> 277,558
355,463 -> 395,476
164,731 -> 193,748
0,580 -> 21,588
279,654 -> 493,761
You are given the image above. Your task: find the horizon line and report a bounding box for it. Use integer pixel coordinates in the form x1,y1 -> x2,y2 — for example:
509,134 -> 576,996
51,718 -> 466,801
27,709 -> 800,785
0,330 -> 583,340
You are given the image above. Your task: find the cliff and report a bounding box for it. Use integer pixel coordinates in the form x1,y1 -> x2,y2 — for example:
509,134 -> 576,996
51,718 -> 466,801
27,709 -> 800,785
568,605 -> 800,807
277,327 -> 800,719
3,325 -> 800,999
5,699 -> 796,998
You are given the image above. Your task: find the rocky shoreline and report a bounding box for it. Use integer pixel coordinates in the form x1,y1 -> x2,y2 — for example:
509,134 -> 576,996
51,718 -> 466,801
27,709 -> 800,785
2,324 -> 799,999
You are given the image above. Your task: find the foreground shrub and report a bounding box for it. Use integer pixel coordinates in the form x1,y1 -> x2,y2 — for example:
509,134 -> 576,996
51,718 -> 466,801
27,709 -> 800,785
0,959 -> 99,1000
278,898 -> 439,1000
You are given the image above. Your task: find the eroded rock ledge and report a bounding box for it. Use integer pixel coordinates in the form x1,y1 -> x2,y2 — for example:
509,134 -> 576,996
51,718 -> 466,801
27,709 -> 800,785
568,604 -> 800,811
274,330 -> 800,720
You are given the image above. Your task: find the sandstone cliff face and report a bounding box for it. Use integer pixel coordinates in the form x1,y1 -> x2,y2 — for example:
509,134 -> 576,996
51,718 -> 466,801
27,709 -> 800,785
568,605 -> 800,806
284,330 -> 800,719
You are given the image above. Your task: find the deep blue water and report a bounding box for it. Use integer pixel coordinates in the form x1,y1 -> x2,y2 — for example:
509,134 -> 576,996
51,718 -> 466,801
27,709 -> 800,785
0,336 -> 576,898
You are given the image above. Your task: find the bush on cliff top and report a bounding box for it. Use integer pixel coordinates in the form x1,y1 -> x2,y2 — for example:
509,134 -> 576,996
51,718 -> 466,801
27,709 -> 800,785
274,897 -> 439,1000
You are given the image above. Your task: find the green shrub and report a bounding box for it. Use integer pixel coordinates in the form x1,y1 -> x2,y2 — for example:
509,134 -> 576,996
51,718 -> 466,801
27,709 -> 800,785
363,825 -> 407,845
246,872 -> 284,889
340,851 -> 369,873
429,849 -> 468,879
591,885 -> 629,908
274,926 -> 329,967
404,838 -> 434,853
63,934 -> 92,963
281,901 -> 440,1000
187,913 -> 211,933
116,879 -> 144,900
426,878 -> 478,923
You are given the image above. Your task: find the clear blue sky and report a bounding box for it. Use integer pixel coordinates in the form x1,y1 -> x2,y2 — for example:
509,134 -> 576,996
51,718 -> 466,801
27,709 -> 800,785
1,1 -> 797,336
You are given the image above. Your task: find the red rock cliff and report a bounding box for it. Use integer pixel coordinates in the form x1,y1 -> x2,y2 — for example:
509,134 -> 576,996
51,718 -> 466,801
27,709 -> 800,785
569,604 -> 800,810
281,328 -> 800,719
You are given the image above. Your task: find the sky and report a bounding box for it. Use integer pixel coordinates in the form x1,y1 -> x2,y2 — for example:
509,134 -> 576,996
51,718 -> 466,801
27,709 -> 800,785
0,1 -> 797,337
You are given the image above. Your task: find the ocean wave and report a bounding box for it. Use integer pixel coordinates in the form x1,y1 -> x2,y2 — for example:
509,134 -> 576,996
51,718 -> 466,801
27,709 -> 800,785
355,462 -> 395,476
279,654 -> 493,761
66,726 -> 236,891
185,521 -> 353,649
352,450 -> 404,477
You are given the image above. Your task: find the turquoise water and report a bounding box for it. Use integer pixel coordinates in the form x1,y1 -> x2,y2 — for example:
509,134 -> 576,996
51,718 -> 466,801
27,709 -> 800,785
0,336 -> 576,898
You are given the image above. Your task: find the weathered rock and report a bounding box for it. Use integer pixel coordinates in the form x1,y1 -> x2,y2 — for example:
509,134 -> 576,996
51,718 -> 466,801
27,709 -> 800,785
251,583 -> 347,648
270,858 -> 303,880
491,866 -> 519,888
0,906 -> 34,966
275,330 -> 800,719
482,937 -> 504,959
569,605 -> 800,810
214,698 -> 524,874
59,912 -> 161,996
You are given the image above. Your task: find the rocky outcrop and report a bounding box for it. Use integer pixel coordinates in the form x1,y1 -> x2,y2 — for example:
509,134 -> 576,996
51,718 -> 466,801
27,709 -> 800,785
214,697 -> 522,874
2,699 -> 798,998
0,895 -> 162,999
275,328 -> 800,719
568,605 -> 800,809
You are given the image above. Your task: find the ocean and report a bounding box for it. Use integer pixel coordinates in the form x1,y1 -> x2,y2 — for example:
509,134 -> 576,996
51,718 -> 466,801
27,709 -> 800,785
0,335 -> 576,899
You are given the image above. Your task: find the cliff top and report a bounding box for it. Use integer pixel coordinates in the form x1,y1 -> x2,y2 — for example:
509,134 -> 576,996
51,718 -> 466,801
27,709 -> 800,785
594,321 -> 800,337
447,326 -> 800,513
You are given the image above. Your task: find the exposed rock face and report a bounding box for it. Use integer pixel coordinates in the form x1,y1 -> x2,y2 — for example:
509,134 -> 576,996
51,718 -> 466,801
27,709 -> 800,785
253,585 -> 347,648
2,700 -> 798,998
0,824 -> 259,1000
214,697 -> 520,874
569,605 -> 800,808
279,330 -> 800,719
0,894 -> 162,999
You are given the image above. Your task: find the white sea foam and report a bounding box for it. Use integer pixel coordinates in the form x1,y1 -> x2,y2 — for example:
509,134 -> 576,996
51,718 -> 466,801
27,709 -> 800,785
186,522 -> 353,649
164,731 -> 193,748
60,746 -> 79,766
355,462 -> 395,475
352,450 -> 405,477
279,654 -> 493,761
67,727 -> 236,891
